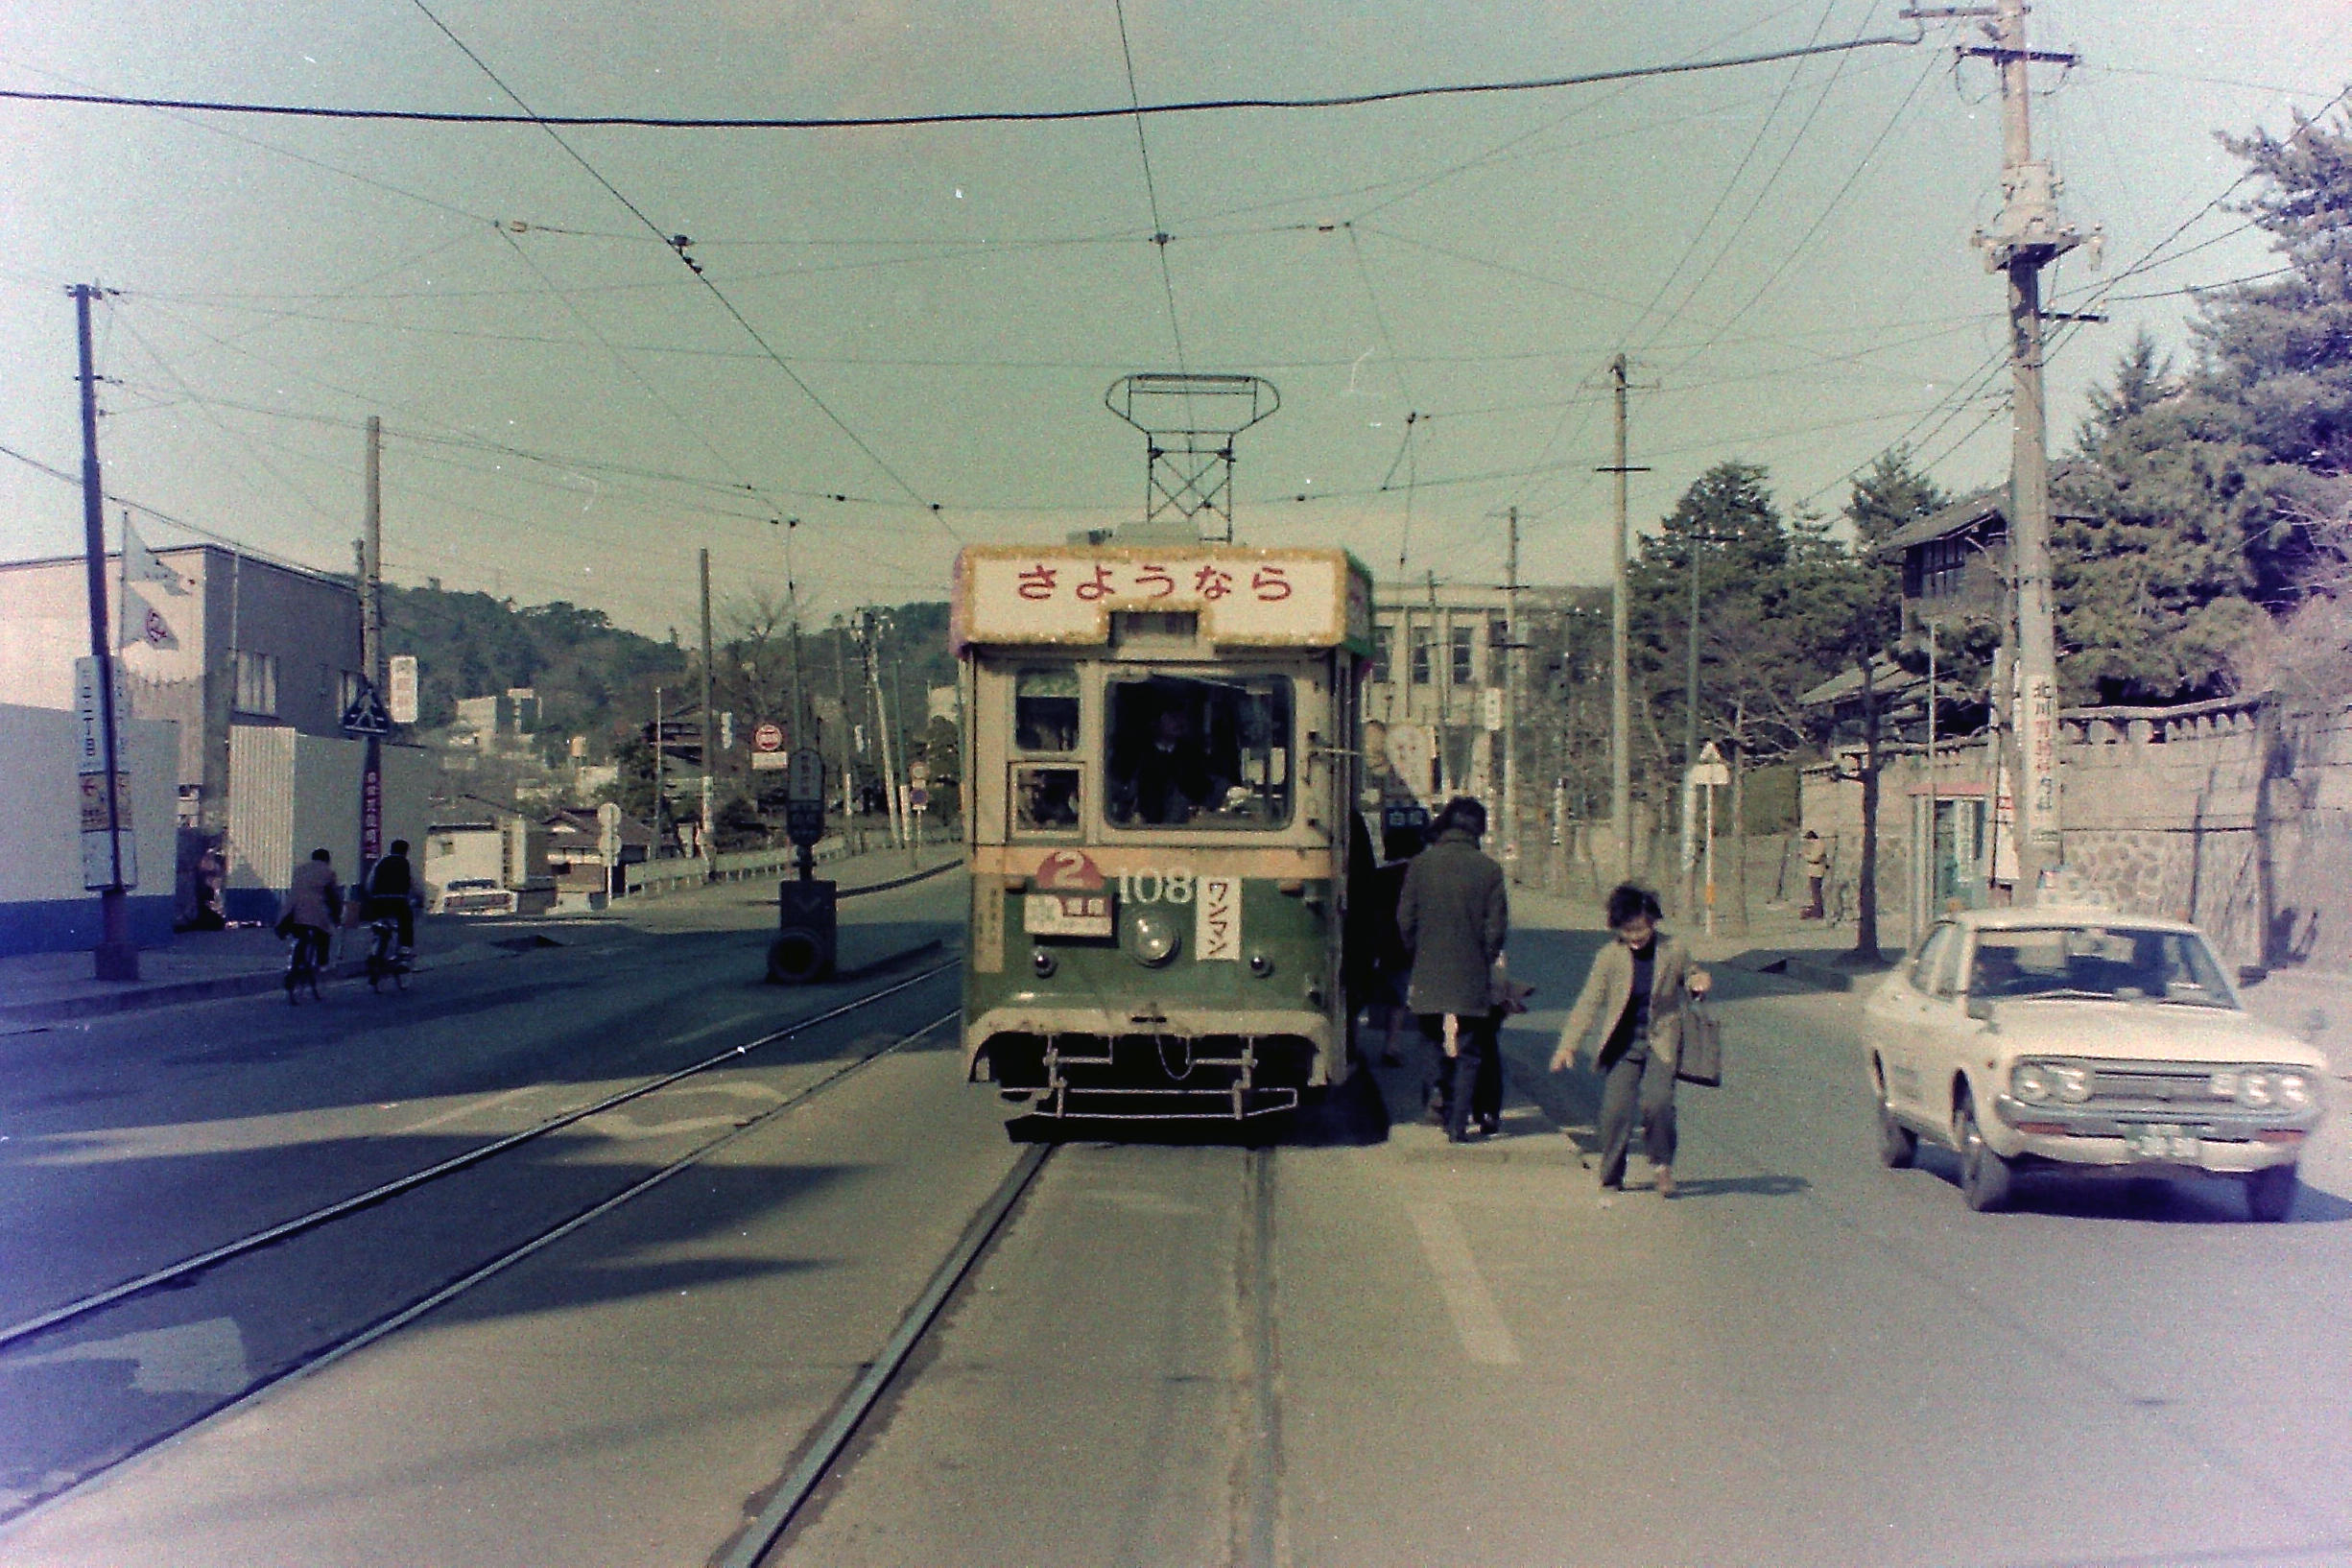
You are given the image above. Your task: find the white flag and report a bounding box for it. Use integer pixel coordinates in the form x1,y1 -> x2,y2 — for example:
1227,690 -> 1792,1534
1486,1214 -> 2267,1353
123,585 -> 178,651
122,519 -> 184,593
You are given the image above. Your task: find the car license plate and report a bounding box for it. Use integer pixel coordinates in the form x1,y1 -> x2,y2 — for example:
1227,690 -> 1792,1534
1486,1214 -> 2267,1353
2125,1124 -> 2200,1160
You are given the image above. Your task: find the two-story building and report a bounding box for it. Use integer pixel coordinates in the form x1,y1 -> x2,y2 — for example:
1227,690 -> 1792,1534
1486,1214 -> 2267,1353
0,542 -> 435,926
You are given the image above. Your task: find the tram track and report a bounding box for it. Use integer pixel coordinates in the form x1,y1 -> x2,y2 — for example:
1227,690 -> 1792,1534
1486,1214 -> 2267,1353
0,962 -> 963,1530
728,1141 -> 1288,1568
0,957 -> 959,1355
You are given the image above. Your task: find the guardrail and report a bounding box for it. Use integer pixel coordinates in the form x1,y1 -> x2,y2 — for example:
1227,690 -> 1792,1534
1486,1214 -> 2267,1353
620,823 -> 955,901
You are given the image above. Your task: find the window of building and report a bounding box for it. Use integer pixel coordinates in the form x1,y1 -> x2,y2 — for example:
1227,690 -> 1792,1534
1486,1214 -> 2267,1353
1409,625 -> 1432,685
1105,675 -> 1292,830
1919,537 -> 1969,600
1370,625 -> 1392,686
1450,625 -> 1474,685
233,651 -> 278,716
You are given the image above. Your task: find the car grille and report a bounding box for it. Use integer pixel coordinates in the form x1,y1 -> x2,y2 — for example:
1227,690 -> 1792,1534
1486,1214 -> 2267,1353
2088,1066 -> 2215,1106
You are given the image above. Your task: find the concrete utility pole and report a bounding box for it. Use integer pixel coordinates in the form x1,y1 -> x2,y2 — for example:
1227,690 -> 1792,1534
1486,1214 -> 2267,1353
653,684 -> 667,857
1682,513 -> 1704,916
1596,353 -> 1649,885
73,284 -> 136,980
1919,0 -> 2090,902
699,547 -> 716,878
831,617 -> 855,824
1502,505 -> 1522,879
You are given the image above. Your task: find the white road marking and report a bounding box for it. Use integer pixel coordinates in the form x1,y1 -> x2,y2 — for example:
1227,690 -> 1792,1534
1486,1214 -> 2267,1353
1405,1200 -> 1521,1366
582,1109 -> 746,1142
398,1084 -> 541,1134
662,1008 -> 768,1047
15,1317 -> 249,1394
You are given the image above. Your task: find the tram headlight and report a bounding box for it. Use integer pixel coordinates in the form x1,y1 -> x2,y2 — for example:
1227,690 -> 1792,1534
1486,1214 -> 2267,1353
1125,907 -> 1181,967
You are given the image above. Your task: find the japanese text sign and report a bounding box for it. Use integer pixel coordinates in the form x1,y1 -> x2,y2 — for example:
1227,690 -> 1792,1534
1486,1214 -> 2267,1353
953,547 -> 1366,651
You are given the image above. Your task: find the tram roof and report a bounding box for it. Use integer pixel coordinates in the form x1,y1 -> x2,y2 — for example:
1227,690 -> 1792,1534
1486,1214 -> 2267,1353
952,543 -> 1373,654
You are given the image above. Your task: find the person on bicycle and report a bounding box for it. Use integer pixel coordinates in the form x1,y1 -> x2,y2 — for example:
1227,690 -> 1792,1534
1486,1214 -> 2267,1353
362,839 -> 418,959
279,847 -> 343,974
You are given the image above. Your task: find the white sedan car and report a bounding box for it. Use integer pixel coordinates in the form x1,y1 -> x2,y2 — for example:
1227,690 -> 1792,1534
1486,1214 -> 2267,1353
1865,907 -> 2328,1220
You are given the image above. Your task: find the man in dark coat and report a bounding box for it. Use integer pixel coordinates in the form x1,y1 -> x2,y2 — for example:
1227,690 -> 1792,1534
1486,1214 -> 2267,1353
1395,796 -> 1509,1141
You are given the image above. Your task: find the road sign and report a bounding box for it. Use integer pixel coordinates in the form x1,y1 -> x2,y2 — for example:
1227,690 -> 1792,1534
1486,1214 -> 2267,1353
342,687 -> 392,736
387,655 -> 419,725
751,720 -> 789,770
720,711 -> 736,751
1688,739 -> 1730,788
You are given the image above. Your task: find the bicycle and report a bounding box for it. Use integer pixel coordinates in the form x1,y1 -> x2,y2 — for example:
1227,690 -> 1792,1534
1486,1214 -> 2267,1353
283,924 -> 328,1004
364,915 -> 410,993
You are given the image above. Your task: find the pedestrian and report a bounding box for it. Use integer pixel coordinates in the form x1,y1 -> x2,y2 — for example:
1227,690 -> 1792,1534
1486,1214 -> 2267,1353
1801,830 -> 1829,920
1550,884 -> 1711,1200
1395,796 -> 1508,1142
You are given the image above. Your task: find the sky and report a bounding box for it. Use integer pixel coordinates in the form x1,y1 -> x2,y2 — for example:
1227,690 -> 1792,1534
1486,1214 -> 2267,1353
0,0 -> 2346,637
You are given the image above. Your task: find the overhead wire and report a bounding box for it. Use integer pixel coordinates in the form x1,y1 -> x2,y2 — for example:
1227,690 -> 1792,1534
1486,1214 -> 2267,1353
401,0 -> 956,539
1109,0 -> 1188,376
0,30 -> 1926,130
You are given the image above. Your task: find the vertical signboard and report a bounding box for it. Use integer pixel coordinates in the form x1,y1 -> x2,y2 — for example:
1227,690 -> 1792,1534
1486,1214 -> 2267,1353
72,655 -> 135,890
387,654 -> 419,725
2021,671 -> 2060,855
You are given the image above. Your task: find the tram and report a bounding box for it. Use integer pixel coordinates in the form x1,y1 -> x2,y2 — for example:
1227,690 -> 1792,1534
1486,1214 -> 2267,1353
953,537 -> 1376,1119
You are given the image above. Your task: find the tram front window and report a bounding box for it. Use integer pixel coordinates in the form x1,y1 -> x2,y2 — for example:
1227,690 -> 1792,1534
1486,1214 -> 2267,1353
1013,765 -> 1082,832
1014,668 -> 1080,753
1106,676 -> 1291,829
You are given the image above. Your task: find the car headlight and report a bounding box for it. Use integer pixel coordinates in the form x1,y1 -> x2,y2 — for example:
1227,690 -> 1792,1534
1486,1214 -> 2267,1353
2012,1062 -> 2054,1104
2274,1072 -> 2315,1113
1125,907 -> 1181,967
2049,1064 -> 2092,1104
2238,1071 -> 2276,1110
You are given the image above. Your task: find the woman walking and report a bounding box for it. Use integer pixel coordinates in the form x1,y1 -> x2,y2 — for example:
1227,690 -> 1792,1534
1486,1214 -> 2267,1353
1550,885 -> 1709,1199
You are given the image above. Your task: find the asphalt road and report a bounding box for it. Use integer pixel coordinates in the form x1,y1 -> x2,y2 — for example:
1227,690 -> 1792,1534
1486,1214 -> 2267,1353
4,882 -> 2350,1567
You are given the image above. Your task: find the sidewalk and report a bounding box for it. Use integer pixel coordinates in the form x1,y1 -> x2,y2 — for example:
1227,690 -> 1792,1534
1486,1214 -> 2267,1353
0,842 -> 964,1033
1509,876 -> 1895,992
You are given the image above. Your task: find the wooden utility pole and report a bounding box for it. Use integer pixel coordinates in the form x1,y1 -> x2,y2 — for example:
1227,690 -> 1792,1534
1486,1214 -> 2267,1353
73,284 -> 137,980
1916,0 -> 2088,902
1502,504 -> 1521,878
699,547 -> 716,877
360,415 -> 384,871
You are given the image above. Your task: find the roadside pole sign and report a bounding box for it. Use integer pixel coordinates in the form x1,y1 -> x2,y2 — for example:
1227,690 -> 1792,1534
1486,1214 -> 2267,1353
1688,740 -> 1731,788
387,654 -> 419,725
751,720 -> 790,772
72,654 -> 136,890
341,686 -> 392,736
784,748 -> 827,845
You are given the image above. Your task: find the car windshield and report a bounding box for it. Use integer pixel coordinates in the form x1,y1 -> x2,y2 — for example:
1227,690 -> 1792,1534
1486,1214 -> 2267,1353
1105,674 -> 1292,830
1967,924 -> 2238,1008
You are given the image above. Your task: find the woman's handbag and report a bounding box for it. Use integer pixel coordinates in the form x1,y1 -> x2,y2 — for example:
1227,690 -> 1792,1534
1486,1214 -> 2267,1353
1675,1000 -> 1724,1087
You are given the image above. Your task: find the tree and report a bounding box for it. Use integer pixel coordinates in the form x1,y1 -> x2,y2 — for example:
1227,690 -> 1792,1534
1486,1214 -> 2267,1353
1822,447 -> 1948,959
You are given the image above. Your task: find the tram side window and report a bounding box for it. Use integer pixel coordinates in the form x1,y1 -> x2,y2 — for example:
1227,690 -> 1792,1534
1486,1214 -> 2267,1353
1014,668 -> 1080,753
1012,764 -> 1082,834
1105,676 -> 1292,830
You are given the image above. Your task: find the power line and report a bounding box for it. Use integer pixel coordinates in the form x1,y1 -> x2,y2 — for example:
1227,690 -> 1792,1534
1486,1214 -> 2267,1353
1109,0 -> 1187,375
401,0 -> 955,538
0,31 -> 1926,130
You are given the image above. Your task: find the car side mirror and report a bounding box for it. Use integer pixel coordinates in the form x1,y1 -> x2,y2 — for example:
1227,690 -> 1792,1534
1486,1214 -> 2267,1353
2237,964 -> 2269,988
1964,995 -> 1995,1022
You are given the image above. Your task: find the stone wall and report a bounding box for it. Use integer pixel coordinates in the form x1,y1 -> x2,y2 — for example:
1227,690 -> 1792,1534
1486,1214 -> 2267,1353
1802,698 -> 2352,969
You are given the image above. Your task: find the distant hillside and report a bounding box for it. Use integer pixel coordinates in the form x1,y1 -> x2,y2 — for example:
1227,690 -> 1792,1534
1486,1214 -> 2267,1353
380,583 -> 955,760
381,583 -> 690,748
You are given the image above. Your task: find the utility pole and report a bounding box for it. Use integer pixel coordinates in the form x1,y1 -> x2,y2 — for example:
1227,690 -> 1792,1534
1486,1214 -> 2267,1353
73,284 -> 136,980
1502,505 -> 1522,879
1682,511 -> 1703,916
1917,0 -> 2089,902
861,611 -> 905,847
653,684 -> 666,857
1428,568 -> 1447,796
699,547 -> 716,878
832,616 -> 855,825
360,414 -> 385,874
1596,353 -> 1649,885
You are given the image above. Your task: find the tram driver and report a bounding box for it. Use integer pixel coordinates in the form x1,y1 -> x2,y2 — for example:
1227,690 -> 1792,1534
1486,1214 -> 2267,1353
1110,696 -> 1216,825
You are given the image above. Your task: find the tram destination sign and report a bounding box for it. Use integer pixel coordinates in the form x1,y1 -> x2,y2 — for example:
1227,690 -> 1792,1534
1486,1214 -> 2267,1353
952,546 -> 1371,652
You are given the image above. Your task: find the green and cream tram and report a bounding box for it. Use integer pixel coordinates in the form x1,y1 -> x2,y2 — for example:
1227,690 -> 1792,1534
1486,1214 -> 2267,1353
953,541 -> 1375,1120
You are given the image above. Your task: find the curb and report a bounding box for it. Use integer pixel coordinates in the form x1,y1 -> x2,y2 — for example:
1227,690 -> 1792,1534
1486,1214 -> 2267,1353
1718,950 -> 1895,993
0,941 -> 511,1033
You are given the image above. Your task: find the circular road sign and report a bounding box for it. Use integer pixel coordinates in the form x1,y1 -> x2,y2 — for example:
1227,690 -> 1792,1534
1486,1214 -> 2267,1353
752,722 -> 786,753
